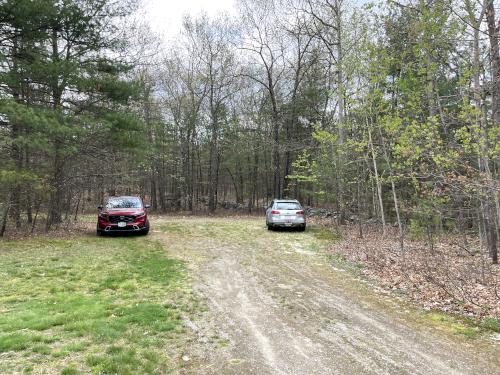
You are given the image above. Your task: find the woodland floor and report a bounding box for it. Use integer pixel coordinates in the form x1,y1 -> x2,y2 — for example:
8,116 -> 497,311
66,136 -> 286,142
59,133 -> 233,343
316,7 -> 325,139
0,216 -> 499,374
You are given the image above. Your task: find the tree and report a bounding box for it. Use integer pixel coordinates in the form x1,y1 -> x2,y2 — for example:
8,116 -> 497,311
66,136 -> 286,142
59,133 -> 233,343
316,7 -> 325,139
239,0 -> 287,199
0,0 -> 146,232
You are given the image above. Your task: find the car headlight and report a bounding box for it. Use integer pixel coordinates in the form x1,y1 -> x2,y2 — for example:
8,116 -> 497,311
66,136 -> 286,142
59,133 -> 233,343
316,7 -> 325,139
136,212 -> 145,218
99,213 -> 108,219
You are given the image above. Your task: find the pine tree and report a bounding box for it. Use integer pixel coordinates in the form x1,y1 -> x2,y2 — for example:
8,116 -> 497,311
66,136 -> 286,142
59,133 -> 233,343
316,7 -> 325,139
0,0 -> 146,232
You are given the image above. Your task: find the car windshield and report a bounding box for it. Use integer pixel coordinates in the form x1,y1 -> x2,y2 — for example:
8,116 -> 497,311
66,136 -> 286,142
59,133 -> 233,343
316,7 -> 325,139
106,197 -> 142,209
275,202 -> 301,210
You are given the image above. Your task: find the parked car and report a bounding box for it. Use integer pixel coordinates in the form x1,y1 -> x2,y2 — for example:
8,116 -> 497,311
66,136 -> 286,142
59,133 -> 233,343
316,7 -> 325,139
265,199 -> 306,231
97,196 -> 150,236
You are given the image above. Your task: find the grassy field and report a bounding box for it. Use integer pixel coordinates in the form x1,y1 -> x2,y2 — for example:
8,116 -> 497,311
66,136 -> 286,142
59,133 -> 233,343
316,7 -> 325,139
1,217 -> 498,374
0,234 -> 196,374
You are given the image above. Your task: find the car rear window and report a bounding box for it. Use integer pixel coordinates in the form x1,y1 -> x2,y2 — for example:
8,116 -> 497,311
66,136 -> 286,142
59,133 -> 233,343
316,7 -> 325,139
275,202 -> 301,210
106,197 -> 142,209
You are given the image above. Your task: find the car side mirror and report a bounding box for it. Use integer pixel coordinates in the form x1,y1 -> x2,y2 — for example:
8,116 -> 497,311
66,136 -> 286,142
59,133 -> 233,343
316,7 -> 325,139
144,204 -> 151,209
97,205 -> 103,210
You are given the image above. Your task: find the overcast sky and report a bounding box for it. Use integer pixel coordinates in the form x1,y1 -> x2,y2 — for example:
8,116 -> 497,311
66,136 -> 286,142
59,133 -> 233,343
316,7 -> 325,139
143,0 -> 237,40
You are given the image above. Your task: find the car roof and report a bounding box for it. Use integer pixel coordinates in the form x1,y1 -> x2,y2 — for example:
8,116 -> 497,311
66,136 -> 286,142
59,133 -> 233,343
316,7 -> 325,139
107,196 -> 142,200
274,199 -> 300,202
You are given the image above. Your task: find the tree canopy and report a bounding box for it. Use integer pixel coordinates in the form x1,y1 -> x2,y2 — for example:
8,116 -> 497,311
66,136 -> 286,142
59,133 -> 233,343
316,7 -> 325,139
0,0 -> 498,263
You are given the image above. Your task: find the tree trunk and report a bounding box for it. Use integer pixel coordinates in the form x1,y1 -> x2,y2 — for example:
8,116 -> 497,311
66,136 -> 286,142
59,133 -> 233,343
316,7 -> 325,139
0,194 -> 10,237
378,127 -> 405,256
46,28 -> 64,230
479,0 -> 499,263
486,0 -> 500,128
367,124 -> 386,234
272,112 -> 281,199
208,134 -> 218,212
46,148 -> 64,230
31,199 -> 41,234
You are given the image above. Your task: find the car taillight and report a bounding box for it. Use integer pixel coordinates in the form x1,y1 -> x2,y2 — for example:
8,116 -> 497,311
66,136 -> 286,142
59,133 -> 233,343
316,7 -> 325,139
296,211 -> 304,216
271,210 -> 280,215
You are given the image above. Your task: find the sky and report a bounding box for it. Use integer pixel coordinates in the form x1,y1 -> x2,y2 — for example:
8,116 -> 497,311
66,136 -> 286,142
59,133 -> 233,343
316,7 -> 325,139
143,0 -> 237,40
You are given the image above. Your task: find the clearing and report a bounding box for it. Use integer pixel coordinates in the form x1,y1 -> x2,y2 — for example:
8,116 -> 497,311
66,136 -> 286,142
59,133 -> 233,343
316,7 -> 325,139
155,217 -> 499,375
0,216 -> 498,374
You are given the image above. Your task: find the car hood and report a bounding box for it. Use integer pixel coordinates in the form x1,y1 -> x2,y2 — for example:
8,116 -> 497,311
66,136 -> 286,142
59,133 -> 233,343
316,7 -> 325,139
103,209 -> 144,216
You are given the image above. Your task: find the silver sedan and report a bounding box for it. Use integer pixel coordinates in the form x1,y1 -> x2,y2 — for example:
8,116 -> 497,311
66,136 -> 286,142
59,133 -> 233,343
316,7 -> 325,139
265,199 -> 306,231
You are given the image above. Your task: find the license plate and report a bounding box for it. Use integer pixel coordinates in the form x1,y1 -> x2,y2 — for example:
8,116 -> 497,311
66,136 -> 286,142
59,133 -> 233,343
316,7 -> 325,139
117,222 -> 126,227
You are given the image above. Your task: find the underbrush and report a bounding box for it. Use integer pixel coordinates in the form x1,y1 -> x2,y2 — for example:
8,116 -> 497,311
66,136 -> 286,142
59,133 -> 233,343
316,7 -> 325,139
0,236 -> 196,374
315,220 -> 499,327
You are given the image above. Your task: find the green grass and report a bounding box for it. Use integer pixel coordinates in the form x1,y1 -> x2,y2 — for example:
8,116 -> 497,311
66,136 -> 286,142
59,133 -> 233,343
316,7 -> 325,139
61,367 -> 80,375
308,226 -> 342,241
480,318 -> 500,333
0,235 -> 196,374
159,222 -> 192,235
325,252 -> 365,274
421,312 -> 487,338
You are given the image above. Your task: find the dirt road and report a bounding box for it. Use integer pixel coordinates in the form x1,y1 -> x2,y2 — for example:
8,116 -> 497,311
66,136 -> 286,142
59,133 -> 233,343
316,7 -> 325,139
154,217 -> 499,375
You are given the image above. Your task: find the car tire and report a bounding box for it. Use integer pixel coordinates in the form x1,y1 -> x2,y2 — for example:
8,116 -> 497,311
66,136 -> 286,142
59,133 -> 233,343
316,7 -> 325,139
267,222 -> 273,231
140,221 -> 150,235
96,227 -> 103,236
298,226 -> 306,232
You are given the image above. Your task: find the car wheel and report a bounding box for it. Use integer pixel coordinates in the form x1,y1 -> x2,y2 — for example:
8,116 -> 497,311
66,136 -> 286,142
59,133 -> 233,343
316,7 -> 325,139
298,225 -> 306,232
96,227 -> 103,236
140,222 -> 150,235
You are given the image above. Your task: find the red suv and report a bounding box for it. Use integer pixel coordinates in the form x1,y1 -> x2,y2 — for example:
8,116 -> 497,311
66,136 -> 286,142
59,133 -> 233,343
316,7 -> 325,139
97,196 -> 150,236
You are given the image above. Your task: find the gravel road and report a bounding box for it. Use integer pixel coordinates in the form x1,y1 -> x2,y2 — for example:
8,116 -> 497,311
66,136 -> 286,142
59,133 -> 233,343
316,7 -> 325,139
154,217 -> 499,375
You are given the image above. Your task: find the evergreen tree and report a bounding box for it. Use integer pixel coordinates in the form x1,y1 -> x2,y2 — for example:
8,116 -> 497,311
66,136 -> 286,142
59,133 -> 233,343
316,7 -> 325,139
0,0 -> 146,230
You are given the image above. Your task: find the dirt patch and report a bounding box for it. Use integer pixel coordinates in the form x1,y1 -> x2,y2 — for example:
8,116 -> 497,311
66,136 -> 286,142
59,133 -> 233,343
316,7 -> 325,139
154,217 -> 500,375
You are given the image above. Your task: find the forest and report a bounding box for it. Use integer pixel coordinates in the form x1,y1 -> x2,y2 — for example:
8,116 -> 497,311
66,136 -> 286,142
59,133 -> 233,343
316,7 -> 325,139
0,0 -> 499,264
